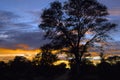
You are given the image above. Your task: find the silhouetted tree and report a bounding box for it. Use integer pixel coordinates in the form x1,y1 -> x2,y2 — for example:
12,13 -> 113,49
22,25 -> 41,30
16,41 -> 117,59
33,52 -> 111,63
107,55 -> 120,64
32,53 -> 42,66
0,61 -> 6,75
39,0 -> 117,77
40,52 -> 57,65
97,62 -> 112,80
39,0 -> 116,64
99,46 -> 105,62
9,56 -> 31,73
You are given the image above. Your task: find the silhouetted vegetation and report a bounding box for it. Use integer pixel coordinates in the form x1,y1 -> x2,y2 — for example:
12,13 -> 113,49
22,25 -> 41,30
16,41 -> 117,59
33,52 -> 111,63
0,55 -> 120,80
0,55 -> 68,80
39,0 -> 117,77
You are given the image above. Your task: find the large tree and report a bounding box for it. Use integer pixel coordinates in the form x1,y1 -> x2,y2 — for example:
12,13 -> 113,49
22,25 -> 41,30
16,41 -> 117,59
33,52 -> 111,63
39,0 -> 116,65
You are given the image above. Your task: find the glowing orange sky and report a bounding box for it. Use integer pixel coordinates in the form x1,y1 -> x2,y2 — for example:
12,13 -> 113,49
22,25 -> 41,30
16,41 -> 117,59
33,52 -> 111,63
0,46 -> 120,63
0,48 -> 41,61
0,48 -> 40,55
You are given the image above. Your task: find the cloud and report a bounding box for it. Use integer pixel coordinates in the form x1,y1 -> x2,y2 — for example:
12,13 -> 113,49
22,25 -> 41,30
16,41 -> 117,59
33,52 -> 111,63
0,10 -> 47,49
0,30 -> 48,49
11,31 -> 48,48
0,10 -> 35,28
0,10 -> 20,21
16,44 -> 30,49
0,34 -> 9,39
99,0 -> 120,9
0,10 -> 20,27
109,9 -> 120,16
107,9 -> 120,34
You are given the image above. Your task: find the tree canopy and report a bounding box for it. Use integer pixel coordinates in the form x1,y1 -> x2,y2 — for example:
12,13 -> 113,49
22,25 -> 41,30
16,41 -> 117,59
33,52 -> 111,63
39,0 -> 117,63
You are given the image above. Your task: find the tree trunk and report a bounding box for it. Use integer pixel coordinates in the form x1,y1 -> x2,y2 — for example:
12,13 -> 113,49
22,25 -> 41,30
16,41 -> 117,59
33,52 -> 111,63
73,50 -> 85,79
74,52 -> 81,78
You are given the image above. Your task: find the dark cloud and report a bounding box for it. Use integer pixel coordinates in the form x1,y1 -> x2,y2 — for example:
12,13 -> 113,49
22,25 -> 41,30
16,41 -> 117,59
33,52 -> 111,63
0,10 -> 46,49
0,10 -> 38,33
0,10 -> 34,28
0,10 -> 20,27
0,30 -> 48,49
11,31 -> 48,49
11,23 -> 33,28
0,10 -> 18,28
0,10 -> 20,21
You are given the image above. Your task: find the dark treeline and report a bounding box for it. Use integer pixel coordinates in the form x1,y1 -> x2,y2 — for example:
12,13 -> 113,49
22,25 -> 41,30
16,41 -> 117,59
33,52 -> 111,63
0,55 -> 120,80
0,56 -> 67,80
69,57 -> 120,80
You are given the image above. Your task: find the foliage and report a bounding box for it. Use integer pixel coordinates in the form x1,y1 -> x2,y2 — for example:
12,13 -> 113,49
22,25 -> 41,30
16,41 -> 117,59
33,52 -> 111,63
40,52 -> 57,65
0,56 -> 120,80
106,55 -> 120,64
39,0 -> 117,64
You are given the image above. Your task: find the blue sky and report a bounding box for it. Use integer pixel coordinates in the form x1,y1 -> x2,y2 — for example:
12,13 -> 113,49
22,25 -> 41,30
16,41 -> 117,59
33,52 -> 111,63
0,0 -> 120,49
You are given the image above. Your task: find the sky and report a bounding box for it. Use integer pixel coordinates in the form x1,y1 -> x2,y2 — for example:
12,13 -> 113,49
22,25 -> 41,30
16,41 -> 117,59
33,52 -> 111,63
0,0 -> 120,50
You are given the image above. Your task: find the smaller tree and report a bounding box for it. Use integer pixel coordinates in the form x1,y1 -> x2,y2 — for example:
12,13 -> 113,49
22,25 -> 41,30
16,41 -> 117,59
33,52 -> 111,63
32,53 -> 42,66
40,45 -> 58,65
9,56 -> 31,72
40,52 -> 57,65
107,56 -> 120,64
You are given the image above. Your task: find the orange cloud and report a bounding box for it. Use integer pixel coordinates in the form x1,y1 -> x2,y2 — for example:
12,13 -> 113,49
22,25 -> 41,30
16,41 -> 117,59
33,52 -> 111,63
0,48 -> 40,54
109,9 -> 120,16
16,44 -> 29,49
